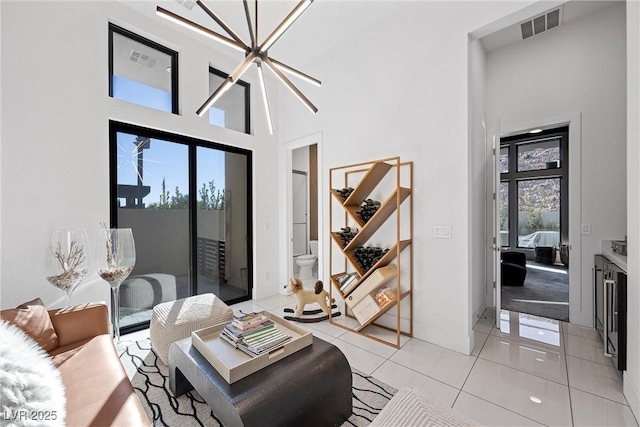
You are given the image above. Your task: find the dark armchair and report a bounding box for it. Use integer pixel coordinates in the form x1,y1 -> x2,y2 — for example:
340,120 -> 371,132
501,251 -> 527,286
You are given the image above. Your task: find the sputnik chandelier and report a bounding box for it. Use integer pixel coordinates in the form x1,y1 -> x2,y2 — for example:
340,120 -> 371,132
157,0 -> 321,134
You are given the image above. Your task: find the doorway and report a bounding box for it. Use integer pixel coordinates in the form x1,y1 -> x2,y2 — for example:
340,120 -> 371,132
498,126 -> 570,322
280,133 -> 323,293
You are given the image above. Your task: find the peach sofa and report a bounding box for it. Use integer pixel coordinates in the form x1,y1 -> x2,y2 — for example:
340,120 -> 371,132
1,300 -> 150,426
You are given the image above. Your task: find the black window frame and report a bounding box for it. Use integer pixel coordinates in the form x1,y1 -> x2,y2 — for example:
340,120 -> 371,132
208,66 -> 251,134
108,120 -> 253,334
108,23 -> 179,115
500,126 -> 569,251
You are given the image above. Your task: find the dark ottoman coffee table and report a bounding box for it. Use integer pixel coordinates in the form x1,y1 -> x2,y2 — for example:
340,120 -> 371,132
169,336 -> 352,427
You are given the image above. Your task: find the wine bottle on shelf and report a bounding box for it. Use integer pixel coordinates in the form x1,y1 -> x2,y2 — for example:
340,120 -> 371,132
356,199 -> 381,223
354,246 -> 389,271
336,227 -> 358,247
337,187 -> 355,200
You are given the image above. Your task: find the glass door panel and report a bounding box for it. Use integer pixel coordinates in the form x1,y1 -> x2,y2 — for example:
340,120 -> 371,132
500,147 -> 509,173
115,131 -> 189,329
196,147 -> 250,301
500,181 -> 509,247
517,178 -> 561,248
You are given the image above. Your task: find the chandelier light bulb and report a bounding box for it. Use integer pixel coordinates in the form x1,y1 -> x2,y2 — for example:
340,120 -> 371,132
196,78 -> 233,116
259,0 -> 313,53
257,64 -> 274,135
156,7 -> 247,53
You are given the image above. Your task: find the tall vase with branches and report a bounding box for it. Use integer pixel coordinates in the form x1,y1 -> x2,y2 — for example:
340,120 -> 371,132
46,230 -> 89,306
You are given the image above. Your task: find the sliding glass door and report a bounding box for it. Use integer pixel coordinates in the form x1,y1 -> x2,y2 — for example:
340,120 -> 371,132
110,122 -> 252,332
195,147 -> 250,299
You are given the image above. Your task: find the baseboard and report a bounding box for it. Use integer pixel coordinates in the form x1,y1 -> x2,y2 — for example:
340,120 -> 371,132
624,372 -> 640,423
473,304 -> 487,325
414,319 -> 473,355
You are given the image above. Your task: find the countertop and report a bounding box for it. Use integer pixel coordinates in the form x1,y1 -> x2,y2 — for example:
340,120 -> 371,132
601,240 -> 627,272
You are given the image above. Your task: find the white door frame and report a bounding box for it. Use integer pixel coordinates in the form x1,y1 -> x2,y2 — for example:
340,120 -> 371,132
492,123 -> 502,324
494,113 -> 582,325
278,132 -> 323,294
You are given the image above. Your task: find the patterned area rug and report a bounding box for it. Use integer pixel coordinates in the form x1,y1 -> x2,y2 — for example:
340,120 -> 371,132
119,338 -> 396,426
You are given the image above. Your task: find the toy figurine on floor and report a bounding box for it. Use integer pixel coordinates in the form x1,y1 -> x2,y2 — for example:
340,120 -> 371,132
283,278 -> 341,323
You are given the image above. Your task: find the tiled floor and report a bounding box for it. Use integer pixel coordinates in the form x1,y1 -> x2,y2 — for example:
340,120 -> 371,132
124,295 -> 639,426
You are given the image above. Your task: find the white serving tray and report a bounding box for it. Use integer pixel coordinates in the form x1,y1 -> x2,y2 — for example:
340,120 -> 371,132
191,311 -> 313,384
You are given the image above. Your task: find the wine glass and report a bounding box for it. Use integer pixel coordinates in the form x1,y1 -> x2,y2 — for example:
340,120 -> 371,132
46,229 -> 89,306
96,227 -> 135,343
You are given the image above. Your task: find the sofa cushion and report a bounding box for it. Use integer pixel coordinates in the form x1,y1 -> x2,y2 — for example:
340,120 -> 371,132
1,298 -> 59,351
52,334 -> 149,426
0,320 -> 66,426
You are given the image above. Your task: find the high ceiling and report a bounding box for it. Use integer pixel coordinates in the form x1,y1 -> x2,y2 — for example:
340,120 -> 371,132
121,0 -> 405,66
116,0 -> 620,92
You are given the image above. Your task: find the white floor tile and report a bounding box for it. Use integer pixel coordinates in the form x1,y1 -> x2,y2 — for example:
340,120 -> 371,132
479,335 -> 567,385
327,314 -> 361,330
564,332 -> 614,367
302,318 -> 349,338
570,388 -> 638,426
462,358 -> 572,426
390,338 -> 476,389
309,329 -> 336,344
499,309 -> 562,333
358,324 -> 411,347
471,331 -> 489,357
331,339 -> 386,375
254,294 -> 293,310
566,355 -> 627,404
339,330 -> 399,359
453,391 -> 544,426
562,321 -> 601,341
372,360 -> 459,408
493,313 -> 564,352
473,316 -> 495,334
481,307 -> 497,318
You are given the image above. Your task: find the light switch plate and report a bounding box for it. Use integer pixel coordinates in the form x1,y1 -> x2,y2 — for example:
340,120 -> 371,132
581,224 -> 591,235
433,225 -> 452,238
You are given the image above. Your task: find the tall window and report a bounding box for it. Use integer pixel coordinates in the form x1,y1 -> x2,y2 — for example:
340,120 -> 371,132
208,67 -> 250,133
500,127 -> 568,250
109,24 -> 179,114
109,122 -> 252,332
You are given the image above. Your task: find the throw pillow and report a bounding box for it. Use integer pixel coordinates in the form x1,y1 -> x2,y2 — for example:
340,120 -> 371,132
0,298 -> 59,351
0,320 -> 66,426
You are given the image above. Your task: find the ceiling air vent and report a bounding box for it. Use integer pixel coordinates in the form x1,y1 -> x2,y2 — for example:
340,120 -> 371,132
175,0 -> 196,10
521,8 -> 562,40
129,50 -> 157,68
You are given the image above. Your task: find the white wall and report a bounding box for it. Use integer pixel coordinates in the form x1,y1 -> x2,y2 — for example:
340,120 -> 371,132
625,0 -> 640,420
276,1 -> 533,354
469,39 -> 489,324
0,1 -> 282,309
485,2 -> 628,327
292,146 -> 309,173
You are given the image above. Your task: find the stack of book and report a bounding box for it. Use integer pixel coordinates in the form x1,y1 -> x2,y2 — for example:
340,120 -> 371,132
337,272 -> 360,294
220,312 -> 292,357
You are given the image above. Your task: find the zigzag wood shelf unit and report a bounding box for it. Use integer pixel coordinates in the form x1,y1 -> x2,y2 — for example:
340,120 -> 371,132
329,157 -> 413,348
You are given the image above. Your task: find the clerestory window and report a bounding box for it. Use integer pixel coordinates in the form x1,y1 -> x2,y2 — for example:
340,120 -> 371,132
109,23 -> 178,114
